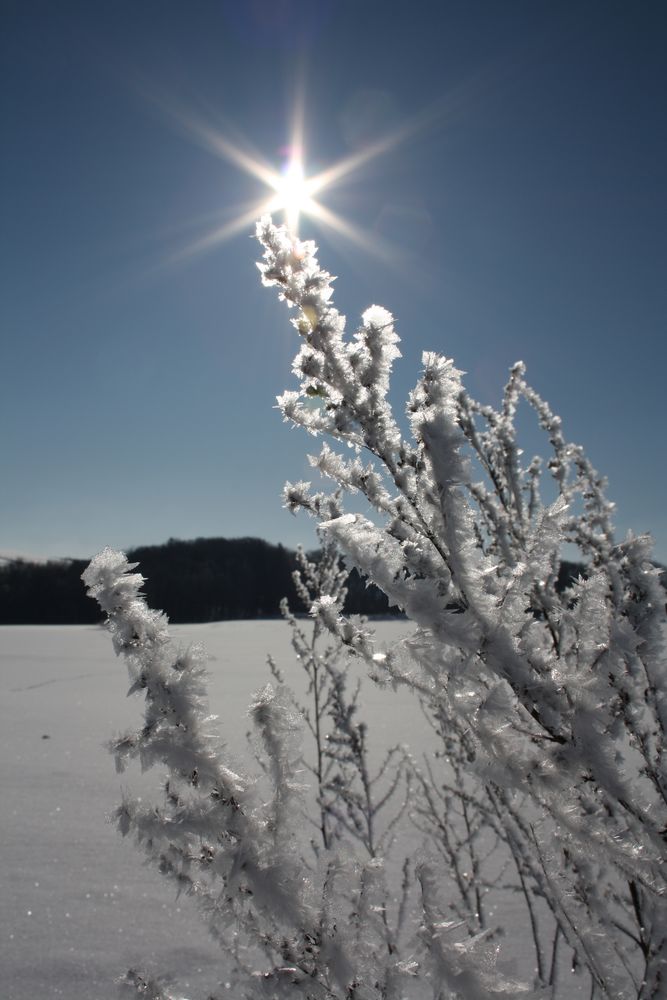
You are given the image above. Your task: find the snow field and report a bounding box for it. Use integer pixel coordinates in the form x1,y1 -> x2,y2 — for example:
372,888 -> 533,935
2,620 -> 593,998
1,620 -> 416,999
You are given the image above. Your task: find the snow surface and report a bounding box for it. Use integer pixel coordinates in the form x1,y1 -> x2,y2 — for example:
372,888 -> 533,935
1,620 -> 593,999
1,620 -> 420,1000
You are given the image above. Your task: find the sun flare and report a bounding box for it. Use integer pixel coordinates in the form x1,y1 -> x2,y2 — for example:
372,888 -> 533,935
149,84 -> 451,265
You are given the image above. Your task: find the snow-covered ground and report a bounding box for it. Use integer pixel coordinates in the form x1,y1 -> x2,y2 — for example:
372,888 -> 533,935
1,620 -> 421,1000
2,619 -> 598,999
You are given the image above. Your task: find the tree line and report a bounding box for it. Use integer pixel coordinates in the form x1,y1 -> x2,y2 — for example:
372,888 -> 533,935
0,536 -> 402,624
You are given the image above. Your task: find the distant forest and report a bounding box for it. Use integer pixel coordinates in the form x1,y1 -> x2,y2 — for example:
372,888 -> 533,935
0,536 -> 403,625
0,536 -> 604,626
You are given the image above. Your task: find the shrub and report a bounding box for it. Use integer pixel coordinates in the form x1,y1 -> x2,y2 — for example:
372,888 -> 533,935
84,216 -> 666,999
84,547 -> 525,999
255,217 -> 667,998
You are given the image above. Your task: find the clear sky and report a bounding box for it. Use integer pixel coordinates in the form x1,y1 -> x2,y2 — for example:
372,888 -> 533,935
2,1 -> 666,564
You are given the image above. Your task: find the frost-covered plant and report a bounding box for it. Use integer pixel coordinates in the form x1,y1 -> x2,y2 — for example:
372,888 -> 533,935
256,216 -> 667,999
269,530 -> 410,860
409,703 -> 567,990
84,547 -> 529,999
267,527 -> 347,853
410,710 -> 500,935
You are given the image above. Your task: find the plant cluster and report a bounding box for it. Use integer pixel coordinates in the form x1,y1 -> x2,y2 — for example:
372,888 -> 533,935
84,547 -> 524,1000
255,217 -> 667,999
83,217 -> 666,999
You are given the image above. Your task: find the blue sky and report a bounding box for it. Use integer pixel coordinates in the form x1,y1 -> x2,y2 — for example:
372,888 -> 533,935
2,1 -> 666,564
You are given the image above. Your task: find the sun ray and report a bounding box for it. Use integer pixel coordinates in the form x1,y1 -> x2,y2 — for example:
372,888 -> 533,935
287,68 -> 307,165
307,200 -> 398,265
163,105 -> 279,190
306,97 -> 444,197
132,59 -> 503,271
141,77 -> 476,264
191,125 -> 278,190
159,198 -> 279,269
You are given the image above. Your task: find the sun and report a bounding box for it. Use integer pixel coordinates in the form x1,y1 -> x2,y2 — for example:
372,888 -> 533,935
166,123 -> 403,261
269,156 -> 317,236
147,84 -> 452,264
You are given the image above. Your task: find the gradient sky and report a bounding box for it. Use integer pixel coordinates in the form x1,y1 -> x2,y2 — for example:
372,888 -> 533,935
2,1 -> 666,564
